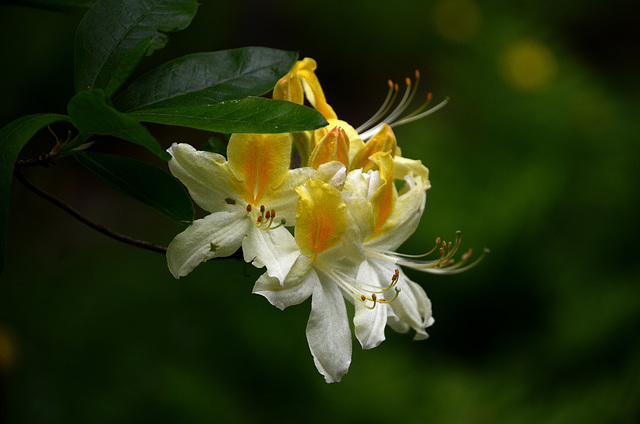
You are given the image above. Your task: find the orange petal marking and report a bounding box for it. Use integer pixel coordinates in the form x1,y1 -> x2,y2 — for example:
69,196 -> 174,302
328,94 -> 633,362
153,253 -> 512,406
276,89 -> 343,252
227,133 -> 292,205
369,151 -> 396,237
295,180 -> 347,258
308,126 -> 350,169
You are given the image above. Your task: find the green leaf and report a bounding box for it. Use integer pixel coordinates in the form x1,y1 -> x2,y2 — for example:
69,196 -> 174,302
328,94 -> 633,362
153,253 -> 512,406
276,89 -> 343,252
0,113 -> 70,274
114,47 -> 298,112
128,97 -> 329,134
74,151 -> 194,224
68,89 -> 170,161
103,36 -> 155,97
74,0 -> 198,95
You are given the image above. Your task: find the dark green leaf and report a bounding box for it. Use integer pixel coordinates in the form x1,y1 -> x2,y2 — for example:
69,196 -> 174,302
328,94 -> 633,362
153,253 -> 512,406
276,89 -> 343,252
68,89 -> 170,160
74,151 -> 194,224
103,36 -> 155,97
127,97 -> 329,134
114,47 -> 298,112
0,113 -> 70,274
74,0 -> 198,95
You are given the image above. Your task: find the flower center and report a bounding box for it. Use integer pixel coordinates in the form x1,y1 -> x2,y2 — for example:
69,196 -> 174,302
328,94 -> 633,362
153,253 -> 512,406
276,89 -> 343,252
246,204 -> 286,230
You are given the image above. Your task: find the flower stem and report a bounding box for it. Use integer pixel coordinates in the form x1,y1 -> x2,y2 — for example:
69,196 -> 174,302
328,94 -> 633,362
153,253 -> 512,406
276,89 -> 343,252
13,169 -> 168,254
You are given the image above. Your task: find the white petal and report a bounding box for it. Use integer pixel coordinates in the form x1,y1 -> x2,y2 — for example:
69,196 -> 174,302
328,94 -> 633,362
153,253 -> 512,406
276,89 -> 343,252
393,155 -> 430,185
389,269 -> 434,340
242,225 -> 299,283
341,188 -> 375,242
166,211 -> 250,278
306,273 -> 352,383
354,303 -> 388,350
353,261 -> 389,350
167,143 -> 240,213
316,161 -> 347,189
252,255 -> 316,310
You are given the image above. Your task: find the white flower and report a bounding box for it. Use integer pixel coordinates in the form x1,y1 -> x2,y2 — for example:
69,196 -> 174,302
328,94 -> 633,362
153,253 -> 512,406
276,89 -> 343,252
165,134 -> 314,281
253,178 -> 374,383
345,149 -> 487,350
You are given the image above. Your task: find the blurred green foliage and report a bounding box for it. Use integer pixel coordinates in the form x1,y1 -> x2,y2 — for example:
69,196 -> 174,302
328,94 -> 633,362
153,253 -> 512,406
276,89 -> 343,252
1,0 -> 639,423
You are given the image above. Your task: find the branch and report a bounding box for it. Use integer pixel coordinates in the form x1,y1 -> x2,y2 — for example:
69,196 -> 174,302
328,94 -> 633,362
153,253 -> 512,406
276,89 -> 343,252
13,169 -> 168,254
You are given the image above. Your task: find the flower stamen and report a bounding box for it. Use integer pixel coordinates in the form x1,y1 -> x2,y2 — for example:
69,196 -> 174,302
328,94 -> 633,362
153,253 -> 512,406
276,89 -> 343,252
374,231 -> 489,275
357,70 -> 450,141
247,204 -> 286,230
356,79 -> 399,134
319,265 -> 401,310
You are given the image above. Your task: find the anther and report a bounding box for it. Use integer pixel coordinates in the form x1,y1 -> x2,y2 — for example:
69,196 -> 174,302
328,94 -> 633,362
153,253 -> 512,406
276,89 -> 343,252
265,210 -> 271,219
271,209 -> 276,218
246,204 -> 252,213
260,205 -> 265,213
357,70 -> 449,140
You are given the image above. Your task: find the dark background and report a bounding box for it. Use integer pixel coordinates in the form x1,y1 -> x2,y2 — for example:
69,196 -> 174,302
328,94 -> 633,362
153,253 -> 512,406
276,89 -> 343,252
1,0 -> 639,422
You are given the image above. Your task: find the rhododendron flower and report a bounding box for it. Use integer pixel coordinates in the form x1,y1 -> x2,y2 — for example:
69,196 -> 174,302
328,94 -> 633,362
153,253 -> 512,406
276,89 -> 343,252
253,178 -> 403,383
166,134 -> 314,280
343,150 -> 487,349
166,57 -> 486,383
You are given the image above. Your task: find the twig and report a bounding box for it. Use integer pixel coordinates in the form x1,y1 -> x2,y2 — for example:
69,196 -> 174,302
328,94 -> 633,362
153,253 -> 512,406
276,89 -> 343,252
14,154 -> 55,168
13,169 -> 168,254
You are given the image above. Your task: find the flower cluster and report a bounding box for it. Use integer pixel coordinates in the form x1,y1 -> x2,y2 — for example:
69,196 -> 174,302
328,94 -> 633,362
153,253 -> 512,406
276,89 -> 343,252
166,58 -> 486,383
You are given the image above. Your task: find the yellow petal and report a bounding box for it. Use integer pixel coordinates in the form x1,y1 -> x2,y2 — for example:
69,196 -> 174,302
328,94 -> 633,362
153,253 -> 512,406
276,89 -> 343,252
350,123 -> 397,172
290,58 -> 338,121
273,73 -> 304,104
369,151 -> 396,237
295,180 -> 347,258
308,126 -> 350,170
227,133 -> 292,205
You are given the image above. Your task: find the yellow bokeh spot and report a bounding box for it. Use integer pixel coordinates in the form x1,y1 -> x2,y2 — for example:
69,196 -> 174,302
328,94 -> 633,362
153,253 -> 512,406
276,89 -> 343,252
432,0 -> 482,43
501,41 -> 557,92
0,325 -> 16,374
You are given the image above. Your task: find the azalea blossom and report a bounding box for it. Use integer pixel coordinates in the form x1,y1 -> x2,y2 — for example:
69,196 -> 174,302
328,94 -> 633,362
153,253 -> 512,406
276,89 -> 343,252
343,150 -> 487,349
254,58 -> 485,382
165,133 -> 314,280
166,57 -> 485,383
253,177 -> 404,383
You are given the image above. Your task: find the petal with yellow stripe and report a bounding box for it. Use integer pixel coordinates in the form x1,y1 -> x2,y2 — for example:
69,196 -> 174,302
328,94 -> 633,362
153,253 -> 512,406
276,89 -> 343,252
227,133 -> 292,205
295,180 -> 347,258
